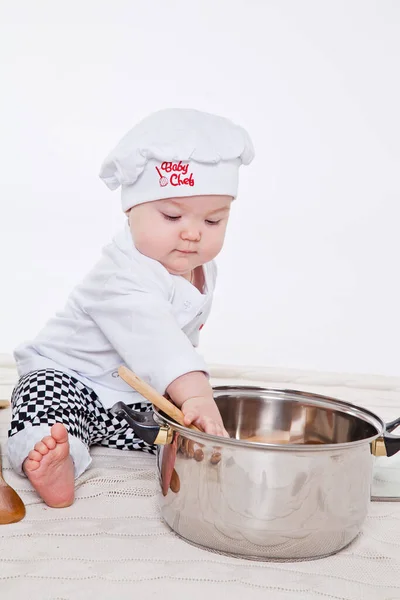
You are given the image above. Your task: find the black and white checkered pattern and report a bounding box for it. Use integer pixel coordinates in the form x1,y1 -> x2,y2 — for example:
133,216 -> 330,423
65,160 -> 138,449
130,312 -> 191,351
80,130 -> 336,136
8,369 -> 156,454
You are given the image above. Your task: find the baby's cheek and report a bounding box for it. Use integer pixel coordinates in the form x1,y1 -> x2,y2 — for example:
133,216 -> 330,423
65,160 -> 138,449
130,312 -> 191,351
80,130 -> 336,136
146,230 -> 168,249
134,234 -> 162,261
207,232 -> 225,257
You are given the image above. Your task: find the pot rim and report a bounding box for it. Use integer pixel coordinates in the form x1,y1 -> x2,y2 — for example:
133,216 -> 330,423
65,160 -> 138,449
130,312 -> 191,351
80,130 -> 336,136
153,385 -> 385,451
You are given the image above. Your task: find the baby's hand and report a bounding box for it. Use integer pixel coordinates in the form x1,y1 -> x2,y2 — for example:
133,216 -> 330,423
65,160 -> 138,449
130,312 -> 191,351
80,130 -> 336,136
166,371 -> 229,438
181,396 -> 229,438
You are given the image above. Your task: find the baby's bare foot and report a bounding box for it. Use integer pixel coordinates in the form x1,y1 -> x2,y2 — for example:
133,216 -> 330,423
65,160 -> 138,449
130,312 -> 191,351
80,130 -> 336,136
23,423 -> 75,508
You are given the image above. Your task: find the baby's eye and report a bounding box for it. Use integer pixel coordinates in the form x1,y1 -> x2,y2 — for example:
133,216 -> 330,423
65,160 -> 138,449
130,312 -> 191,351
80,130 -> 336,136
205,219 -> 221,226
162,213 -> 181,221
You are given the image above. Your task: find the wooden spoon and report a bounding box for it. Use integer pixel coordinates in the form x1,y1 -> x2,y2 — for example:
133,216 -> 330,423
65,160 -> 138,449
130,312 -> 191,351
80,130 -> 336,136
118,366 -> 202,432
0,447 -> 26,524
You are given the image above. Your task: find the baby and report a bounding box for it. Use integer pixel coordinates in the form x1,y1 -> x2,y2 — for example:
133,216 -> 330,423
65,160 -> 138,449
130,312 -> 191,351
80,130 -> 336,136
7,108 -> 254,508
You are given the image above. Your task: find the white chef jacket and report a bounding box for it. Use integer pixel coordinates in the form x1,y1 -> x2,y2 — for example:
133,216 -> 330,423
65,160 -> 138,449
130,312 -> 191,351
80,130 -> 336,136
14,224 -> 216,409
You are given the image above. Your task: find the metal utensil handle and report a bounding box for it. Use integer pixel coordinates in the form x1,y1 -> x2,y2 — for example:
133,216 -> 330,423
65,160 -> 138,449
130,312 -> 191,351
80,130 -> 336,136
110,402 -> 162,445
118,366 -> 201,432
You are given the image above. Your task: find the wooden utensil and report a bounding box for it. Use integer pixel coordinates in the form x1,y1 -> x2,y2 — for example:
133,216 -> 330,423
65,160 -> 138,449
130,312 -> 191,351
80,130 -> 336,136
0,448 -> 26,524
118,366 -> 202,432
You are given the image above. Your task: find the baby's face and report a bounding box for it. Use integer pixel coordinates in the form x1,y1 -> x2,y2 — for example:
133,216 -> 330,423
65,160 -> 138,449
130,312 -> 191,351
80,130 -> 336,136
128,195 -> 233,276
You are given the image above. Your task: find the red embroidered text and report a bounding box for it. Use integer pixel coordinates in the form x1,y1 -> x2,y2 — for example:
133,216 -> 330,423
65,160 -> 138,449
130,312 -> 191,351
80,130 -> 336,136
156,161 -> 195,187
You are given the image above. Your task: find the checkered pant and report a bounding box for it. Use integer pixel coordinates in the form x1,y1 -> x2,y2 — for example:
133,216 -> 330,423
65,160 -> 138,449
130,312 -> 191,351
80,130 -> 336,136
8,369 -> 156,454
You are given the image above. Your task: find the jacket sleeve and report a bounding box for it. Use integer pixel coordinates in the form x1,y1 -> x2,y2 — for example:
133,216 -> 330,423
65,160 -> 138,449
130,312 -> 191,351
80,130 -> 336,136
83,273 -> 209,394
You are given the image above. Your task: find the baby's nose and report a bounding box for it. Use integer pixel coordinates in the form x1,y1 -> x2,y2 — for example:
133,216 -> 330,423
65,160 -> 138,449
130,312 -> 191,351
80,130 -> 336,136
181,228 -> 201,241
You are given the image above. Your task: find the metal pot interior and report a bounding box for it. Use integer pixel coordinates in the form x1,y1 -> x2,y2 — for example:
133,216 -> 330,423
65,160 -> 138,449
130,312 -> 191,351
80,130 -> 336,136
211,387 -> 382,446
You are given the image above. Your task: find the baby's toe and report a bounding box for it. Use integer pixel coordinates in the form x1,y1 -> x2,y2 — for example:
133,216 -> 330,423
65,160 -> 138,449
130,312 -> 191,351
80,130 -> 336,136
34,441 -> 49,455
42,436 -> 57,450
50,423 -> 69,443
28,449 -> 43,462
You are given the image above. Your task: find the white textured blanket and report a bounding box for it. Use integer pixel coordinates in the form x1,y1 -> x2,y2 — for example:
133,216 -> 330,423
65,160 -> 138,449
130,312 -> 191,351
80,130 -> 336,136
1,359 -> 400,600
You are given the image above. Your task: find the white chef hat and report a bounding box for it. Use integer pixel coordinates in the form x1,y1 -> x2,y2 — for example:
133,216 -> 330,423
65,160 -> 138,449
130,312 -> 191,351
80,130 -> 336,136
99,108 -> 254,212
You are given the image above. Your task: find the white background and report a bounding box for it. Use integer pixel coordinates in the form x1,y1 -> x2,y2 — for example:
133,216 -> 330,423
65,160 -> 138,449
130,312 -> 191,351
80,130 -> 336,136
1,1 -> 399,376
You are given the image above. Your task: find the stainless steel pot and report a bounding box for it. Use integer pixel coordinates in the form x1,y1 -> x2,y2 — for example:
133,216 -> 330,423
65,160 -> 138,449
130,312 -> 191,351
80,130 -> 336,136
111,386 -> 400,561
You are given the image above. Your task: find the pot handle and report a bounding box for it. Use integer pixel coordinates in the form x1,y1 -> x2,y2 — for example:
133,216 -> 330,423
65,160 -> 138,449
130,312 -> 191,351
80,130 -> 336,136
110,402 -> 172,445
385,417 -> 400,434
383,417 -> 400,457
372,417 -> 400,457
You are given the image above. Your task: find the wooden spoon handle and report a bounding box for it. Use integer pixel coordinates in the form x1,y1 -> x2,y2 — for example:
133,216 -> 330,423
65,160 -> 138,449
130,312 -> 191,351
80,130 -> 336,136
0,448 -> 26,523
118,366 -> 202,432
